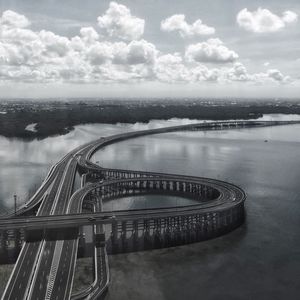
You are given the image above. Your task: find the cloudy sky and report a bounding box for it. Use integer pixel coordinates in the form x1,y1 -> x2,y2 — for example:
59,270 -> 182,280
0,0 -> 299,98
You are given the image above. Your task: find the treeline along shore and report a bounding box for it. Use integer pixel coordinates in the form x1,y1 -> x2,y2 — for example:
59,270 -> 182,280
0,99 -> 300,139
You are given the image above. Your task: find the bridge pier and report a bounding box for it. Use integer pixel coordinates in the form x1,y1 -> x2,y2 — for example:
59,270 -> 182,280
78,227 -> 86,257
0,230 -> 8,250
132,220 -> 139,251
0,230 -> 9,262
143,219 -> 152,249
13,229 -> 22,257
5,165 -> 246,256
121,221 -> 127,251
111,220 -> 118,253
153,219 -> 163,248
164,226 -> 171,248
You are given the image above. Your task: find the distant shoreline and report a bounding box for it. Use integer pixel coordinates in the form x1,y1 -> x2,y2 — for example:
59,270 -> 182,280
0,99 -> 300,140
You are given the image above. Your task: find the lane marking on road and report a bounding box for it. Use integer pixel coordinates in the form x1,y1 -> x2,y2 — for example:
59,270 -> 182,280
45,240 -> 64,300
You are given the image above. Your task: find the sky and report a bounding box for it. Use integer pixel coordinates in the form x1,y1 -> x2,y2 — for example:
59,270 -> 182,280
0,0 -> 299,99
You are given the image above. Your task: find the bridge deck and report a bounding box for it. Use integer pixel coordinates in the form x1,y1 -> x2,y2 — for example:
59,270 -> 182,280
2,120 -> 300,300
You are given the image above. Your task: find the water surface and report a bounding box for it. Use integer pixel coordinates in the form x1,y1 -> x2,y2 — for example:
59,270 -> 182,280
91,119 -> 300,300
0,114 -> 300,299
0,118 -> 208,213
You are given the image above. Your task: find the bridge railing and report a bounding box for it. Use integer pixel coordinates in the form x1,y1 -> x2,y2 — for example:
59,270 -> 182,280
105,202 -> 245,253
72,174 -> 245,253
89,178 -> 220,202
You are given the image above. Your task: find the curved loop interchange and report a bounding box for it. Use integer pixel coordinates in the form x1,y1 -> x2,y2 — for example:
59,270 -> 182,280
74,121 -> 250,252
69,121 -> 261,299
4,120 -> 300,300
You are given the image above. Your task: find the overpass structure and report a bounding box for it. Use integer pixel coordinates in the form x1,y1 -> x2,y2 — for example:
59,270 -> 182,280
0,120 -> 299,300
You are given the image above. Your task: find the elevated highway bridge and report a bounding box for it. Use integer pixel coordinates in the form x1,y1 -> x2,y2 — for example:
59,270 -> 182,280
1,120 -> 299,300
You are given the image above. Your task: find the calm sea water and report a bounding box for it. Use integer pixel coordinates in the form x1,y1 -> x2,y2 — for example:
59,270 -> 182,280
91,117 -> 300,300
0,114 -> 300,298
0,118 -> 203,213
0,114 -> 299,213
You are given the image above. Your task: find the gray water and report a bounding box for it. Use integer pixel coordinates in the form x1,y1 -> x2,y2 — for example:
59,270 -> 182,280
1,114 -> 299,213
103,195 -> 198,211
0,118 -> 204,213
0,114 -> 300,299
90,118 -> 300,300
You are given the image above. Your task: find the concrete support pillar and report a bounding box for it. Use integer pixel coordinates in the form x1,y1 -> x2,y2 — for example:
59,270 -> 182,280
187,183 -> 191,194
164,222 -> 172,248
153,219 -> 162,248
207,213 -> 213,236
121,221 -> 127,251
14,229 -> 22,252
154,181 -> 158,190
200,215 -> 206,239
167,182 -> 170,191
174,217 -> 181,245
196,185 -> 200,197
222,211 -> 227,227
143,219 -> 151,249
192,184 -> 197,194
111,220 -> 118,253
78,227 -> 86,257
132,220 -> 139,251
0,230 -> 8,251
132,220 -> 139,239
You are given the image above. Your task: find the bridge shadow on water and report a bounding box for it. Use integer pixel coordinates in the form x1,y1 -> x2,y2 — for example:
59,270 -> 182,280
106,221 -> 248,300
106,210 -> 246,255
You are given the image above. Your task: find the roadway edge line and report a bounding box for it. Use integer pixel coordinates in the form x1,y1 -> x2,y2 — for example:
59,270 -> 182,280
25,240 -> 46,300
0,243 -> 29,300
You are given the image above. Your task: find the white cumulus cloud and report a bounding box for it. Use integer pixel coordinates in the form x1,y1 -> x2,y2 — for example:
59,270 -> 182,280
237,8 -> 298,33
185,38 -> 238,63
0,8 -> 294,87
161,14 -> 215,37
223,63 -> 291,84
86,42 -> 116,65
0,9 -> 156,84
190,65 -> 220,82
39,30 -> 71,57
80,27 -> 99,44
282,11 -> 298,23
97,1 -> 145,40
113,40 -> 157,65
155,53 -> 190,82
225,62 -> 251,82
0,10 -> 30,28
267,69 -> 290,82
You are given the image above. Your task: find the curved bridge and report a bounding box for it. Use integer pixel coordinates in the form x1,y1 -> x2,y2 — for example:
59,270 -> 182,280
70,174 -> 245,252
1,120 -> 299,300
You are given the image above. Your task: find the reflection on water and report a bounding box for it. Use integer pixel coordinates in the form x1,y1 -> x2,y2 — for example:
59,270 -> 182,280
0,114 -> 300,213
91,116 -> 300,299
103,195 -> 198,211
92,123 -> 300,180
0,118 -> 221,213
0,113 -> 299,298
